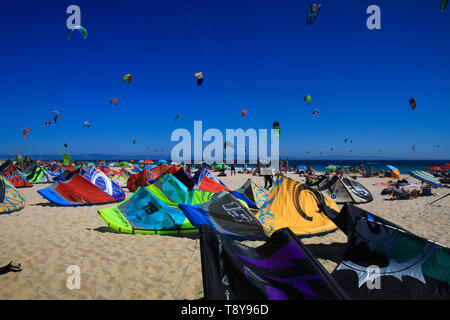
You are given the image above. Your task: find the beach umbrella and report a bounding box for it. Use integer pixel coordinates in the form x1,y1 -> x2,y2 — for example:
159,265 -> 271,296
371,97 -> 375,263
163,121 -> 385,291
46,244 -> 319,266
441,163 -> 450,170
143,160 -> 154,164
326,165 -> 337,171
386,165 -> 401,178
156,159 -> 167,164
408,170 -> 443,188
426,166 -> 443,172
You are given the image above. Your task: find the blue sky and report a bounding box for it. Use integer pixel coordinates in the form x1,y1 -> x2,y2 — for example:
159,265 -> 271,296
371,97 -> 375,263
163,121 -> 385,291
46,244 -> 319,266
0,0 -> 449,160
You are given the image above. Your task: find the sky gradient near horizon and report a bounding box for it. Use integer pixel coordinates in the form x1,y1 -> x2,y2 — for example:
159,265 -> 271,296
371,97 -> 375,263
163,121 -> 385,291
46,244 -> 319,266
0,0 -> 449,160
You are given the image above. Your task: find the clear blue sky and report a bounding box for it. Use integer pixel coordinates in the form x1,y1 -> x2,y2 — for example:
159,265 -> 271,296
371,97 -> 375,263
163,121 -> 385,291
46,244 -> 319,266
0,0 -> 449,160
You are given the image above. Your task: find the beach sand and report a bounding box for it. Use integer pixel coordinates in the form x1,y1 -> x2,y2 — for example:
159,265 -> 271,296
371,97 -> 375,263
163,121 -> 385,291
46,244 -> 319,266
0,171 -> 449,299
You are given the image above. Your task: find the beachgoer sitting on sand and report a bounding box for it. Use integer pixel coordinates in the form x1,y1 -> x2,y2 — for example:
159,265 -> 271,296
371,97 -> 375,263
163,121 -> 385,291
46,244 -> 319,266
305,174 -> 320,186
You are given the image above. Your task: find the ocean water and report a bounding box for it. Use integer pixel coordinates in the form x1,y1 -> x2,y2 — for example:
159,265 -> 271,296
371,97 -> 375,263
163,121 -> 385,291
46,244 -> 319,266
279,160 -> 450,174
2,154 -> 448,175
225,160 -> 449,174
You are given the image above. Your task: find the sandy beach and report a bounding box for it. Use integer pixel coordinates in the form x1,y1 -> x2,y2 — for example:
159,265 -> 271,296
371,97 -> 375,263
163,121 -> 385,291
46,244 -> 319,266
0,171 -> 449,300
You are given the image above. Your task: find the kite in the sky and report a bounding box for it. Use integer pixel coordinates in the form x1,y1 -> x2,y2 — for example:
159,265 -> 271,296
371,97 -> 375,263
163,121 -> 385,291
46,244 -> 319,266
441,0 -> 448,12
110,98 -> 118,106
304,95 -> 312,105
409,97 -> 416,110
307,4 -> 322,25
412,145 -> 416,152
83,121 -> 90,128
195,72 -> 204,86
133,139 -> 136,145
59,152 -> 72,166
273,121 -> 281,137
330,147 -> 334,152
44,121 -> 51,126
312,109 -> 320,117
345,138 -> 348,144
242,110 -> 247,117
123,74 -> 132,83
64,143 -> 68,149
51,111 -> 63,124
67,26 -> 87,40
175,115 -> 184,121
23,128 -> 31,139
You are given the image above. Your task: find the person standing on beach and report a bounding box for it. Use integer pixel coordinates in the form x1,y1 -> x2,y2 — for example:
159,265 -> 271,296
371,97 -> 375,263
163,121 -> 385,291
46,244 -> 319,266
230,163 -> 236,176
263,163 -> 273,190
285,158 -> 289,174
257,159 -> 261,175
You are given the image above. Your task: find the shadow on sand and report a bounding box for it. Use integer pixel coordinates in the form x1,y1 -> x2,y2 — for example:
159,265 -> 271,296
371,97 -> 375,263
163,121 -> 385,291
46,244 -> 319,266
304,242 -> 347,264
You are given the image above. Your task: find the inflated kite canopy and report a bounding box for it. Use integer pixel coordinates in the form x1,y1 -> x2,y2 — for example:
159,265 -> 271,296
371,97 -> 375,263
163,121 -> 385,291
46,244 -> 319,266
109,98 -> 118,106
175,114 -> 184,121
0,176 -> 26,214
409,97 -> 416,110
242,109 -> 247,117
273,121 -> 280,137
98,186 -> 197,235
316,173 -> 373,204
83,121 -> 90,128
304,94 -> 312,104
307,4 -> 322,25
123,74 -> 132,83
51,110 -> 63,124
179,191 -> 268,241
58,152 -> 72,166
195,72 -> 204,86
0,160 -> 33,188
23,128 -> 31,138
23,161 -> 54,184
79,164 -> 125,202
38,174 -> 118,206
67,26 -> 87,40
441,0 -> 448,12
199,224 -> 348,300
255,175 -> 339,238
325,203 -> 450,299
231,178 -> 269,209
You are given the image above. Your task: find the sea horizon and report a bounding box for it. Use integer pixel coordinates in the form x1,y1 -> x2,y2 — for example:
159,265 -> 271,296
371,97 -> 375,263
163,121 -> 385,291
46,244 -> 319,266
2,154 -> 448,174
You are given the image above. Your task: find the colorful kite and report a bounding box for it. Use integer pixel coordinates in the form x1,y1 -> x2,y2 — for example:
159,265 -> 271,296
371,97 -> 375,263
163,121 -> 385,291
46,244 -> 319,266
67,26 -> 87,40
307,4 -> 322,25
409,97 -> 416,110
195,72 -> 204,86
273,121 -> 281,137
109,98 -> 118,106
304,95 -> 312,105
51,111 -> 63,124
123,74 -> 132,83
23,128 -> 31,139
442,0 -> 448,12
